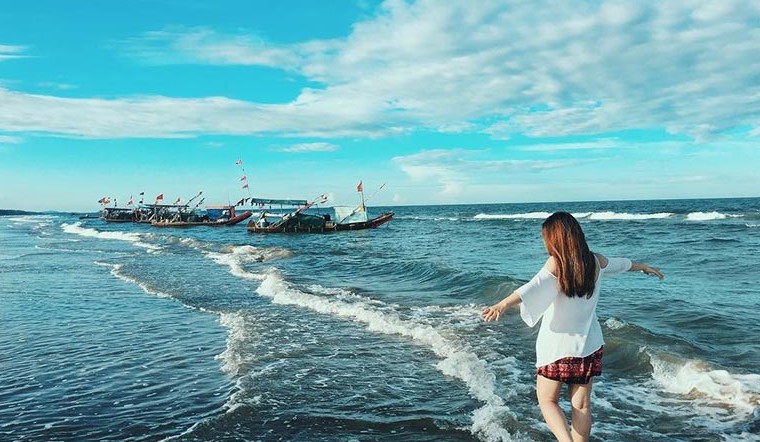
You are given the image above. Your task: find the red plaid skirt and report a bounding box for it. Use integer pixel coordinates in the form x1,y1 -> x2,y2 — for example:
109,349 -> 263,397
537,346 -> 603,384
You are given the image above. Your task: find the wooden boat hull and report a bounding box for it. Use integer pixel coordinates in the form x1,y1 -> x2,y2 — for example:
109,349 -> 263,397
247,212 -> 393,233
151,211 -> 252,228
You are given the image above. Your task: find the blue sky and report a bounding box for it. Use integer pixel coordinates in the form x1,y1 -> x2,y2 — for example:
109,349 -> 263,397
1,0 -> 759,211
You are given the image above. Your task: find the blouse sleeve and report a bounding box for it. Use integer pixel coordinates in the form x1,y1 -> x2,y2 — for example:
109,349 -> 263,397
602,257 -> 632,276
516,268 -> 559,327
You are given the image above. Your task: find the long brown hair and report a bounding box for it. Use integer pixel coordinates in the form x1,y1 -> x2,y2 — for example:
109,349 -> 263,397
542,212 -> 596,298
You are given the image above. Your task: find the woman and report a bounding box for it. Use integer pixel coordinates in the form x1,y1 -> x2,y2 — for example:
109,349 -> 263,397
482,212 -> 663,442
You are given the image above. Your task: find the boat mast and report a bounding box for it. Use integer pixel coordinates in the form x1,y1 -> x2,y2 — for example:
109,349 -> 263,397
357,180 -> 365,211
236,158 -> 252,204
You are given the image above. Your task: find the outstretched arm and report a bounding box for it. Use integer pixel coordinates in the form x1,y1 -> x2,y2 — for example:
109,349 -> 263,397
481,291 -> 522,322
630,261 -> 664,279
597,253 -> 664,280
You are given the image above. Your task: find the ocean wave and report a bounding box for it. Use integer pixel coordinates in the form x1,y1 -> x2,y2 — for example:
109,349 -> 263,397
599,316 -> 760,435
474,211 -> 552,220
393,215 -> 460,221
604,317 -> 629,330
255,269 -> 521,441
6,215 -> 56,224
473,211 -> 673,221
34,244 -> 111,254
204,245 -> 291,282
686,211 -> 729,221
216,312 -> 255,378
648,351 -> 760,426
94,261 -> 173,298
61,222 -> 162,253
586,211 -> 673,220
593,380 -> 687,440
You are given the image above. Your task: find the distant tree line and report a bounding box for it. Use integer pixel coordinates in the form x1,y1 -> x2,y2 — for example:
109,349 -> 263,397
0,209 -> 37,216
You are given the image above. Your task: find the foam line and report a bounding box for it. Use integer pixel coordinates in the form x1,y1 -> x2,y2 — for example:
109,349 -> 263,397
256,269 -> 521,441
62,222 -> 162,253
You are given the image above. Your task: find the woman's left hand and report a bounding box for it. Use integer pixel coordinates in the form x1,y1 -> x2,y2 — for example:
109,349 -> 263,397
642,265 -> 664,280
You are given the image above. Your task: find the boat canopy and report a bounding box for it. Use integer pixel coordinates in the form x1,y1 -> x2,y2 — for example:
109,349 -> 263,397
141,203 -> 190,208
206,206 -> 234,221
334,205 -> 368,224
247,197 -> 308,206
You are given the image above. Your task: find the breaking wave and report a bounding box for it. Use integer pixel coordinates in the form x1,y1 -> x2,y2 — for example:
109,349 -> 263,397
255,269 -> 521,441
62,222 -> 162,253
474,211 -> 673,221
686,211 -> 728,221
648,351 -> 760,427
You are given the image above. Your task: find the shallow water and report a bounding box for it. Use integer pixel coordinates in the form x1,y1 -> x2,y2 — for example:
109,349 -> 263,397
2,198 -> 759,441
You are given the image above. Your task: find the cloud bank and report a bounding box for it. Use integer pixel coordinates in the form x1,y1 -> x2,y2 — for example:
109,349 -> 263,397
1,0 -> 758,141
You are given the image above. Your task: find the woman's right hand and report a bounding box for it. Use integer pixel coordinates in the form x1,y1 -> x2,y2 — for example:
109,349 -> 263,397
481,304 -> 503,322
481,292 -> 522,322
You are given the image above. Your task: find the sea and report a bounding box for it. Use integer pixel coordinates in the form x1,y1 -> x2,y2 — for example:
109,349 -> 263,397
2,197 -> 759,442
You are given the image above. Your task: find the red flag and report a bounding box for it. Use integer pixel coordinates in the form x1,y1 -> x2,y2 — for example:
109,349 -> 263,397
155,193 -> 164,202
356,181 -> 363,192
241,183 -> 249,189
235,159 -> 243,165
240,175 -> 247,181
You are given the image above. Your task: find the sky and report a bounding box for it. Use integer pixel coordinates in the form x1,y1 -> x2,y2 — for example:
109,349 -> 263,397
1,0 -> 759,212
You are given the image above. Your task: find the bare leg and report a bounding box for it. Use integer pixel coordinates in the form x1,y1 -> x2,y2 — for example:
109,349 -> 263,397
568,381 -> 593,442
536,375 -> 573,442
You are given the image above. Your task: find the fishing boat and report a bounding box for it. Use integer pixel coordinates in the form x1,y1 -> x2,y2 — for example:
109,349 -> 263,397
245,198 -> 393,233
150,205 -> 252,228
101,207 -> 142,223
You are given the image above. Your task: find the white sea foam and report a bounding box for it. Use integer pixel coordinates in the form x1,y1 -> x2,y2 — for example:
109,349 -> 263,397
686,211 -> 728,221
7,215 -> 55,224
205,249 -> 265,282
61,222 -> 162,253
724,431 -> 760,442
397,215 -> 462,222
648,351 -> 760,426
592,380 -> 681,440
474,212 -> 552,220
256,269 -> 521,441
473,211 -> 672,221
603,317 -> 628,330
587,211 -> 673,220
35,244 -> 109,254
216,312 -> 253,377
94,261 -> 171,298
214,311 -> 272,416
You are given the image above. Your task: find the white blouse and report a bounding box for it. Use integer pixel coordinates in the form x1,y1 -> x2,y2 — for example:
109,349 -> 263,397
516,257 -> 632,367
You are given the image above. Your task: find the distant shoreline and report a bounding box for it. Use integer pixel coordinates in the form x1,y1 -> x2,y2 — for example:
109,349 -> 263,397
0,209 -> 39,216
2,195 -> 759,214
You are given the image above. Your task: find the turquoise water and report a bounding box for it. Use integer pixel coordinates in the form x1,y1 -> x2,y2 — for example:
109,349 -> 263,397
1,198 -> 759,441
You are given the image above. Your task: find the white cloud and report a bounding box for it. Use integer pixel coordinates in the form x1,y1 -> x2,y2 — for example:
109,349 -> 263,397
120,28 -> 304,69
2,1 -> 760,140
37,81 -> 77,91
0,44 -> 26,61
0,135 -> 23,144
517,139 -> 621,152
392,148 -> 581,201
279,142 -> 338,153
